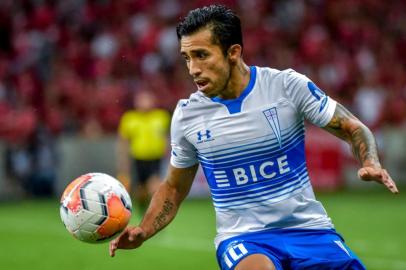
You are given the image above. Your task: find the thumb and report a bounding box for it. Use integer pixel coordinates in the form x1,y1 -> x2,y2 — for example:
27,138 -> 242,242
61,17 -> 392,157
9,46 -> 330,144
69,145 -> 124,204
357,168 -> 368,179
357,167 -> 382,181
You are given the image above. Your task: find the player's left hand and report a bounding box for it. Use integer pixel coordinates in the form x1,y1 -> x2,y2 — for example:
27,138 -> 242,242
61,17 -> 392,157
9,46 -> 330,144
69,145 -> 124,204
358,166 -> 399,194
109,226 -> 147,257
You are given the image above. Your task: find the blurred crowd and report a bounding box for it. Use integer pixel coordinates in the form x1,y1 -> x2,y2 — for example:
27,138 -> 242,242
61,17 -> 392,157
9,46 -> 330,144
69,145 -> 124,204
0,0 -> 405,195
1,0 -> 405,140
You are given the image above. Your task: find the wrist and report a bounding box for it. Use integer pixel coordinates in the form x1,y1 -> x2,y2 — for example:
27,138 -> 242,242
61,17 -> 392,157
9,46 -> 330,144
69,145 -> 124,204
362,160 -> 381,169
138,224 -> 155,240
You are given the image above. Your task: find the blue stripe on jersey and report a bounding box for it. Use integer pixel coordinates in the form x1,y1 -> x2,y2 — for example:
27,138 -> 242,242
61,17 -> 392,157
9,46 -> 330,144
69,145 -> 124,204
212,171 -> 309,208
198,127 -> 305,170
213,177 -> 311,210
197,120 -> 304,155
199,134 -> 304,173
197,128 -> 304,167
213,176 -> 310,210
211,66 -> 257,114
198,122 -> 304,162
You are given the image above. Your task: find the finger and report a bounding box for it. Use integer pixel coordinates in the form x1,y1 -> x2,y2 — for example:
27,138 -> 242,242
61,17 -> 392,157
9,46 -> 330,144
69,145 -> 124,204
109,241 -> 117,257
357,168 -> 368,179
382,170 -> 399,194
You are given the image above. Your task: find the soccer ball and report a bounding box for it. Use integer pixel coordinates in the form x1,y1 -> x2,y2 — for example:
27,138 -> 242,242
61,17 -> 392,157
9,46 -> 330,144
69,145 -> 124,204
60,173 -> 132,243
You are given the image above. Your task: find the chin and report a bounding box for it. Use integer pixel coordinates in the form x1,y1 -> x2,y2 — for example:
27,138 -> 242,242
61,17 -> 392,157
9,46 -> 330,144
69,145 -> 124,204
200,89 -> 217,98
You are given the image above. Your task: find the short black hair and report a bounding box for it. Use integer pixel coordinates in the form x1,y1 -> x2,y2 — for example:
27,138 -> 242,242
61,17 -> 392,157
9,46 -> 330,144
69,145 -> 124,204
176,4 -> 243,55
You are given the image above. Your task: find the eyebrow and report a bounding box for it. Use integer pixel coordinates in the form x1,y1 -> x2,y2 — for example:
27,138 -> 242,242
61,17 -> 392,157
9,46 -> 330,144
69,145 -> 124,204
180,48 -> 208,55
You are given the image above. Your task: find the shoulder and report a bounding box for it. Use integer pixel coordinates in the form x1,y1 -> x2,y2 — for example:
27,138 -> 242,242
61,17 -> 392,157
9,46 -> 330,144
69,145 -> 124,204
118,110 -> 139,134
253,66 -> 310,98
173,91 -> 210,118
254,66 -> 307,86
150,109 -> 170,119
120,110 -> 138,122
266,68 -> 310,95
172,97 -> 192,126
254,66 -> 279,82
254,66 -> 296,78
280,68 -> 309,86
266,68 -> 307,84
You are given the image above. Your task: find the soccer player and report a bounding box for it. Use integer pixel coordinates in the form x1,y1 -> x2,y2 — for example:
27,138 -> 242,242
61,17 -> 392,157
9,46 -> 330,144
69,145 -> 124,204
109,5 -> 398,270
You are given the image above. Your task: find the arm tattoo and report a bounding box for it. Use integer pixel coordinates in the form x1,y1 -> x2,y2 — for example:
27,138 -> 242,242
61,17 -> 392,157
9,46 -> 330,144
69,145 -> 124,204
325,103 -> 380,167
350,125 -> 380,167
153,199 -> 175,231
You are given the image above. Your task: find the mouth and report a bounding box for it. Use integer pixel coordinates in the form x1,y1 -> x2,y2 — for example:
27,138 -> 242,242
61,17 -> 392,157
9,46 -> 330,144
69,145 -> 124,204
194,79 -> 209,91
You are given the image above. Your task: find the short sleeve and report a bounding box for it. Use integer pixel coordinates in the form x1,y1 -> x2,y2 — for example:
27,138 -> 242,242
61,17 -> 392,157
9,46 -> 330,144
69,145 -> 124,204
170,102 -> 198,168
118,112 -> 132,139
283,69 -> 336,127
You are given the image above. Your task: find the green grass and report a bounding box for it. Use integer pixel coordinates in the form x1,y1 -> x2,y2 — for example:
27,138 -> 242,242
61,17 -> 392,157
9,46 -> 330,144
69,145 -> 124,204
0,189 -> 405,270
317,190 -> 406,270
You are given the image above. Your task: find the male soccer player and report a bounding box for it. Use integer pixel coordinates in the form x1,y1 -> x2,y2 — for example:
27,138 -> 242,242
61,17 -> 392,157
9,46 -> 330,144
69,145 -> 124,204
109,5 -> 398,270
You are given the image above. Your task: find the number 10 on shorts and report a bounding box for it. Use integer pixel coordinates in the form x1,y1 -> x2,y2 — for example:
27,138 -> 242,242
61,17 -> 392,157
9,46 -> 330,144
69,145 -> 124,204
223,243 -> 248,268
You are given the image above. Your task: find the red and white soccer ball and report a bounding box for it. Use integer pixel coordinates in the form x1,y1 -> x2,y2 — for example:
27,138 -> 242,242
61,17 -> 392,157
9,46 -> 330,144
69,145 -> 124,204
60,173 -> 132,243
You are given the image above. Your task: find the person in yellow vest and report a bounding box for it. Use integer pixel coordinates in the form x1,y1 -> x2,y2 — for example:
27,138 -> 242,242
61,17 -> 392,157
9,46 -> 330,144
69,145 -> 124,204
117,90 -> 170,212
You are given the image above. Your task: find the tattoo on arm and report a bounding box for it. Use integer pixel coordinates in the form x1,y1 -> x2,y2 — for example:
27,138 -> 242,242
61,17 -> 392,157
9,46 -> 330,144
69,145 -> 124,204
153,199 -> 175,231
349,124 -> 380,167
324,103 -> 380,167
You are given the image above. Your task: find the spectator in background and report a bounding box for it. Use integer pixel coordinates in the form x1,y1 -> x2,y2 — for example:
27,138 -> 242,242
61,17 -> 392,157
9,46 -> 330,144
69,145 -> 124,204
117,90 -> 170,212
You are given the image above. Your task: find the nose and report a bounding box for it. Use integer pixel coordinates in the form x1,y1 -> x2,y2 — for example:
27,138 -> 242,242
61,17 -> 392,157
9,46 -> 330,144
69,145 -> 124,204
188,60 -> 202,77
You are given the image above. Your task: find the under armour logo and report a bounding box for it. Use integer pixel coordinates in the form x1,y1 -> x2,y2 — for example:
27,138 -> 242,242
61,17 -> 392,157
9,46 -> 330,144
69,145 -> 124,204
197,130 -> 211,141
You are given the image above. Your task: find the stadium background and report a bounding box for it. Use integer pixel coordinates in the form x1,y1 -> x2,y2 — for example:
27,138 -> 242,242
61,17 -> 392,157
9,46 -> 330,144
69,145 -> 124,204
0,0 -> 405,269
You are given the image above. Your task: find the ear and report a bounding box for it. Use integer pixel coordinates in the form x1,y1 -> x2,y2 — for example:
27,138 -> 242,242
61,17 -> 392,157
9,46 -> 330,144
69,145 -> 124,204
227,44 -> 242,64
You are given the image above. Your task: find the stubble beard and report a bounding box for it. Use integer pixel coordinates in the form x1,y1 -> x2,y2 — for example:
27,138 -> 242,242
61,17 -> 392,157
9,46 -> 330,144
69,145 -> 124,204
215,63 -> 233,98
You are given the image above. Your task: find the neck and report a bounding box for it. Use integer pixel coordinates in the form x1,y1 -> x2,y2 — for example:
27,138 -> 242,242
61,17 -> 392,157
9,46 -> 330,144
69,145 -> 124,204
218,62 -> 250,99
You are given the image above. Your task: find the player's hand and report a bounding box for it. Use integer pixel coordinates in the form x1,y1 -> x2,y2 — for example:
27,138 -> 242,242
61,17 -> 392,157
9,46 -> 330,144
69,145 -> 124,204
109,226 -> 147,257
358,166 -> 399,194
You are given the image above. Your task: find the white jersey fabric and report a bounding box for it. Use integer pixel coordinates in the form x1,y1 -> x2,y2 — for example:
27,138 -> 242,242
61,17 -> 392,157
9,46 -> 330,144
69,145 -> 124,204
170,66 -> 337,247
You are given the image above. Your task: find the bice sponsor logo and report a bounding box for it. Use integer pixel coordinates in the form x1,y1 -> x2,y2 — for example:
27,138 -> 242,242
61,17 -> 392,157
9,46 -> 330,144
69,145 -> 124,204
214,154 -> 291,187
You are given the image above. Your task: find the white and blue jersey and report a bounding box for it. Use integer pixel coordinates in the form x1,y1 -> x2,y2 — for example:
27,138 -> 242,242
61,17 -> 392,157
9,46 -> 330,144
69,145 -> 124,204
170,66 -> 337,247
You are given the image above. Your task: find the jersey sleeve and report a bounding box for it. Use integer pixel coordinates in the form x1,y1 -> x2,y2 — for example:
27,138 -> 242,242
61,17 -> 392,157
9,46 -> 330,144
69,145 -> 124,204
283,69 -> 337,127
170,102 -> 198,168
118,112 -> 131,139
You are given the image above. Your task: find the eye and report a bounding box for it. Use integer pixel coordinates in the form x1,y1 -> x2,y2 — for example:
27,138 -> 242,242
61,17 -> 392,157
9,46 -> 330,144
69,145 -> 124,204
196,52 -> 207,59
182,54 -> 190,62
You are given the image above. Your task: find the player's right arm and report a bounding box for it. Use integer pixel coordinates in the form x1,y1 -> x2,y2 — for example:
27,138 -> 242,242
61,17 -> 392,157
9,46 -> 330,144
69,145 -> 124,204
109,163 -> 198,257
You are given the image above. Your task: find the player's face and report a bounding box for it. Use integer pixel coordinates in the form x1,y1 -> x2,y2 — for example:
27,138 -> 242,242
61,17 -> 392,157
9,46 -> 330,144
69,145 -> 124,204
180,28 -> 232,97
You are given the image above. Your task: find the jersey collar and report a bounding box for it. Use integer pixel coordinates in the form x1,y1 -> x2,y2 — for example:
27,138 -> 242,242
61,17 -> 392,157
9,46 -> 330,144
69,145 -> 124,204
211,66 -> 257,114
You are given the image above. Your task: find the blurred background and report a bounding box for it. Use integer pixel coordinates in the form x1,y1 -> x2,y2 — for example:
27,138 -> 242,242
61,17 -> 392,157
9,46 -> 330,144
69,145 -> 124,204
0,0 -> 405,269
